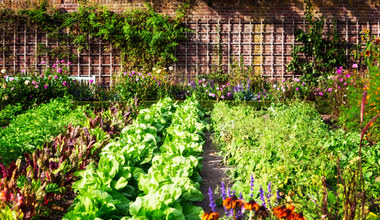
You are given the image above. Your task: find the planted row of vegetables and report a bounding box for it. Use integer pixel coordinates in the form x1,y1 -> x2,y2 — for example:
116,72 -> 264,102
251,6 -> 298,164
130,96 -> 207,219
0,98 -> 87,164
0,102 -> 134,219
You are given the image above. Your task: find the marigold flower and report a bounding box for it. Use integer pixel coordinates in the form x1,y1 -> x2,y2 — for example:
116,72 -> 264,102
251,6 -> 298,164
223,195 -> 245,210
202,212 -> 219,220
244,199 -> 260,211
288,212 -> 306,220
365,50 -> 371,56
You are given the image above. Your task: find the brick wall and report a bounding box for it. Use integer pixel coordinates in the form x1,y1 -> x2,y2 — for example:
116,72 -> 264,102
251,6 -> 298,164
0,0 -> 379,83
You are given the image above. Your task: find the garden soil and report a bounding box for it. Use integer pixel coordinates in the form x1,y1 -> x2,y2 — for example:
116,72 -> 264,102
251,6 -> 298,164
196,132 -> 231,214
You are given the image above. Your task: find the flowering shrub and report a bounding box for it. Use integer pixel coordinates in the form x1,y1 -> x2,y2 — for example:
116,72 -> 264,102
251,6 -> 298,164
0,61 -> 93,109
340,29 -> 380,143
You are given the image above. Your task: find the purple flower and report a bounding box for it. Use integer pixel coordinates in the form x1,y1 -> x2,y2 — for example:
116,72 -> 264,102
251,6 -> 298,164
296,88 -> 299,91
188,83 -> 191,86
352,63 -> 358,69
44,84 -> 48,89
346,74 -> 351,78
227,83 -> 230,86
89,79 -> 94,84
208,188 -> 217,212
132,71 -> 135,75
282,79 -> 285,82
123,72 -> 127,75
336,68 -> 342,74
239,192 -> 243,200
259,186 -> 266,207
221,182 -> 227,200
250,175 -> 255,197
41,61 -> 46,64
227,93 -> 232,96
54,75 -> 58,80
62,81 -> 67,86
266,182 -> 273,209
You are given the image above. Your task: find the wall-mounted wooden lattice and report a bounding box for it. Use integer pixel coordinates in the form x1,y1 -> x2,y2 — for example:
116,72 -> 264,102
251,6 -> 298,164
0,19 -> 379,84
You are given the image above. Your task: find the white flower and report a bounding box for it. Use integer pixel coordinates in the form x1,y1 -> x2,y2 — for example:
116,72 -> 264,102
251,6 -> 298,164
152,67 -> 157,71
169,66 -> 174,71
24,80 -> 30,85
157,69 -> 162,73
273,84 -> 277,88
1,69 -> 6,74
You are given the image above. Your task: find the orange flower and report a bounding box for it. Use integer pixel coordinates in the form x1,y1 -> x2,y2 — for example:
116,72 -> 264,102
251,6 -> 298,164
365,29 -> 370,34
244,200 -> 260,211
374,52 -> 379,57
223,195 -> 245,210
202,212 -> 219,220
272,205 -> 295,219
365,50 -> 371,56
288,212 -> 306,220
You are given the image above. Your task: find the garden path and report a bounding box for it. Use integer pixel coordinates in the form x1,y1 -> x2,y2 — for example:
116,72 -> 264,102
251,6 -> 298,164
196,132 -> 231,214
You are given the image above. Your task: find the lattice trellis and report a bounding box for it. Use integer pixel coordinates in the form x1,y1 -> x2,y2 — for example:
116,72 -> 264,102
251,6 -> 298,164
1,18 -> 379,84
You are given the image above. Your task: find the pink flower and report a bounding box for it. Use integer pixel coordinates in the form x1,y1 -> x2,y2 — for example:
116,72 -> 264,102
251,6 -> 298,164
188,83 -> 191,86
132,71 -> 135,75
32,81 -> 36,85
54,75 -> 58,79
148,73 -> 151,76
339,78 -> 344,82
64,71 -> 68,73
203,84 -> 206,87
136,78 -> 139,81
205,90 -> 209,92
282,79 -> 285,82
56,61 -> 60,64
44,84 -> 48,89
61,60 -> 65,63
68,62 -> 72,65
344,82 -> 347,86
346,74 -> 351,78
227,83 -> 230,86
35,85 -> 38,89
62,81 -> 67,86
352,64 -> 358,69
227,93 -> 232,96
294,78 -> 300,82
89,79 -> 94,84
41,61 -> 46,64
221,95 -> 225,99
58,68 -> 62,73
319,92 -> 323,96
123,72 -> 127,75
9,78 -> 14,81
328,88 -> 333,92
296,88 -> 299,91
52,64 -> 57,68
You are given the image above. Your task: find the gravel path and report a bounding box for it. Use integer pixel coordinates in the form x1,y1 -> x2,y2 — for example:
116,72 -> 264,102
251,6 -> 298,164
196,132 -> 231,214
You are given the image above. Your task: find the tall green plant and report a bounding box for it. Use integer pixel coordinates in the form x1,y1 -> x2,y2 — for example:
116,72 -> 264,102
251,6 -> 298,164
286,0 -> 346,83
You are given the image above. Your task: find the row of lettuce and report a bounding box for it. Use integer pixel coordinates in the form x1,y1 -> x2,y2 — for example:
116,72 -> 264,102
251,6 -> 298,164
63,96 -> 207,219
210,102 -> 380,218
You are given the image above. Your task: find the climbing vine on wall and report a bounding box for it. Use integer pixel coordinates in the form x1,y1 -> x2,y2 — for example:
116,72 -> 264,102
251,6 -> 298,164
0,1 -> 189,71
286,0 -> 347,83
